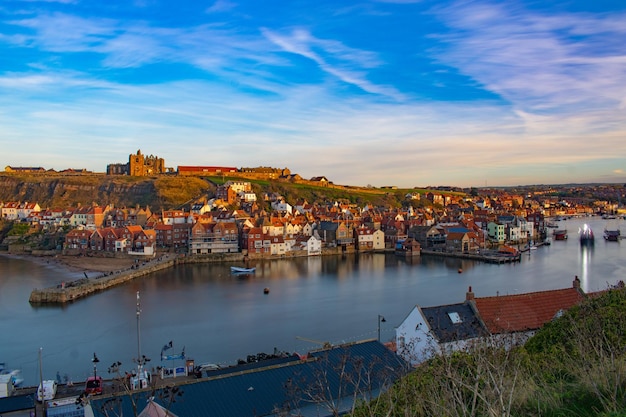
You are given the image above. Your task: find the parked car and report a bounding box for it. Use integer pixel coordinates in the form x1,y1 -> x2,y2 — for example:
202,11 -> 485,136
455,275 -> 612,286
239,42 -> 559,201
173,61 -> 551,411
85,375 -> 103,395
37,380 -> 58,402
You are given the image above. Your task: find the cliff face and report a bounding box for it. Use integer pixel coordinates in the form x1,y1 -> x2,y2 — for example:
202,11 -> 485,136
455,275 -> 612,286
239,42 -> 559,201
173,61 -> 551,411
0,174 -> 212,209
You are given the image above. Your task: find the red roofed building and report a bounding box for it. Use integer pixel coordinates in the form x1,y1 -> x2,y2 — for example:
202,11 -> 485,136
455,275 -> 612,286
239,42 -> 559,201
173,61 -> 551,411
469,276 -> 585,335
396,277 -> 587,364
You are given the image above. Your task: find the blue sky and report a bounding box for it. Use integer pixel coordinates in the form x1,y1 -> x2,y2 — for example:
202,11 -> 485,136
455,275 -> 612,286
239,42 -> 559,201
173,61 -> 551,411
1,0 -> 625,188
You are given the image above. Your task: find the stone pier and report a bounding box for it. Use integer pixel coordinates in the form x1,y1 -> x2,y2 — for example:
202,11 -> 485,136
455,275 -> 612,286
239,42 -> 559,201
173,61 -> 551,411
29,259 -> 176,304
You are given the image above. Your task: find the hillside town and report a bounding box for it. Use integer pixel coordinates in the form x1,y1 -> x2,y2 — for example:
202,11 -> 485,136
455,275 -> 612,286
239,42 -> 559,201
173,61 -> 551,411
1,177 -> 622,260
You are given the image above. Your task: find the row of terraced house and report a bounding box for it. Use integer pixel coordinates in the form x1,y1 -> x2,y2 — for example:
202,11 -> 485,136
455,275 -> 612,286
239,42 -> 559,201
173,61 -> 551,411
1,185 -> 605,259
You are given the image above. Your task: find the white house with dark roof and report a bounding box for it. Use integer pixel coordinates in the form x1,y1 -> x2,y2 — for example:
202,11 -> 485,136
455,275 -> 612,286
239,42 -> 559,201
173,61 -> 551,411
395,296 -> 486,365
396,279 -> 587,365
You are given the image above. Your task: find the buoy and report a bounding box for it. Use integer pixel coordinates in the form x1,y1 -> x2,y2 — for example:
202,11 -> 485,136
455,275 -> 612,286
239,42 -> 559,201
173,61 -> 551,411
458,268 -> 463,274
263,287 -> 270,294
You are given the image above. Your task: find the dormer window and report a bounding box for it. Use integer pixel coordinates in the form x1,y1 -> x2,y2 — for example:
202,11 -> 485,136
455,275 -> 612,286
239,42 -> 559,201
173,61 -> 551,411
448,312 -> 462,324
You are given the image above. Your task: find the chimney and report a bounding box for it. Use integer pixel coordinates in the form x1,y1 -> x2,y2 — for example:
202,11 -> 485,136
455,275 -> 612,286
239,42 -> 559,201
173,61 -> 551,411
573,275 -> 581,290
466,286 -> 475,301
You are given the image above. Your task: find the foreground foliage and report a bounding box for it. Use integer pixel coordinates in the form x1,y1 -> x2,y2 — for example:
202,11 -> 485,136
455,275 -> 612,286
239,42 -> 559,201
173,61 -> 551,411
354,287 -> 626,417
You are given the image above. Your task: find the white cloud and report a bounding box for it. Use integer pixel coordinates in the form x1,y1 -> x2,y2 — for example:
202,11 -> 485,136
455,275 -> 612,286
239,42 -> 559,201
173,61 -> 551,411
262,27 -> 404,100
205,0 -> 237,14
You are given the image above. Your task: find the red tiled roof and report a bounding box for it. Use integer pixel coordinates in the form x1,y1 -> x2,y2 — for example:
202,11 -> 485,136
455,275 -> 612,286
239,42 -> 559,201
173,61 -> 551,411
474,287 -> 585,334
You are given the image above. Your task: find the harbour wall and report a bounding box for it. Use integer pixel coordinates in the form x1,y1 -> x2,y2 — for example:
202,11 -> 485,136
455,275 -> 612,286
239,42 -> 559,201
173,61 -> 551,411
29,258 -> 176,304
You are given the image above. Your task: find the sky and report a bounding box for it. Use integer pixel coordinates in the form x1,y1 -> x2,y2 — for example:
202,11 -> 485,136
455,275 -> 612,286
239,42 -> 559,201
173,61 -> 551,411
1,0 -> 625,188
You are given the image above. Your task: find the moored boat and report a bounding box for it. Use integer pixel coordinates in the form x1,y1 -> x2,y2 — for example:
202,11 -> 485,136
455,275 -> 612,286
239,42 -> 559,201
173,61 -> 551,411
579,224 -> 595,245
0,363 -> 24,387
231,266 -> 256,274
604,229 -> 621,241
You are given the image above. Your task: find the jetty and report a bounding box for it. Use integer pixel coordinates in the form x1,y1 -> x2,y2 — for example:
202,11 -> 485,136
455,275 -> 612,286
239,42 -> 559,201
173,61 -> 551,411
28,252 -> 247,304
29,257 -> 176,304
421,250 -> 521,264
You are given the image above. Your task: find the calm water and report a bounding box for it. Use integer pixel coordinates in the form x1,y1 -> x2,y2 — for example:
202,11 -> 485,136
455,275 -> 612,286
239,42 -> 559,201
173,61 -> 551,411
1,217 -> 624,386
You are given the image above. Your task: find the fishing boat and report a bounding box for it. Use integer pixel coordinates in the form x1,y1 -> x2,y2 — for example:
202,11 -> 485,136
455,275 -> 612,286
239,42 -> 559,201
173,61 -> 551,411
231,266 -> 256,274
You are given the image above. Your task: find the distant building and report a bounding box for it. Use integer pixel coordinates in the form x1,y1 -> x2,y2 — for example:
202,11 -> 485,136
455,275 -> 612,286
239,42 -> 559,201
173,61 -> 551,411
177,166 -> 238,176
107,150 -> 165,176
4,166 -> 46,173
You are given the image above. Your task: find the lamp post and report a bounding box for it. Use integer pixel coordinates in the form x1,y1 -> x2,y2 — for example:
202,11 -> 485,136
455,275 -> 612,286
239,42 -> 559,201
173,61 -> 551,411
377,315 -> 386,342
92,352 -> 99,378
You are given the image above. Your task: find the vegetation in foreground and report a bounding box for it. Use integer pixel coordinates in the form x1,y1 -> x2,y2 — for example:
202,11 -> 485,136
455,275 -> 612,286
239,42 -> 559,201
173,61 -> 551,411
353,286 -> 626,417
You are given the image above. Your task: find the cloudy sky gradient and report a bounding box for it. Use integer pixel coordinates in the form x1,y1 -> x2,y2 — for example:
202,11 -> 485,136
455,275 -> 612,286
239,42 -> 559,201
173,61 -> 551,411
1,0 -> 625,187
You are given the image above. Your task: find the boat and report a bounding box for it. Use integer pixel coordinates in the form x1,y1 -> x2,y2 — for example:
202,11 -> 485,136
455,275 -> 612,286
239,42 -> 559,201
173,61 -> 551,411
579,224 -> 595,245
231,266 -> 256,274
553,230 -> 568,240
604,229 -> 621,241
0,363 -> 24,387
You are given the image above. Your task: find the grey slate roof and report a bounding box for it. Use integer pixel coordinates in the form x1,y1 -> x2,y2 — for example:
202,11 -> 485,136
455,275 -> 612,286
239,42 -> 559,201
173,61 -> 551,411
421,302 -> 485,343
0,393 -> 35,413
88,340 -> 407,417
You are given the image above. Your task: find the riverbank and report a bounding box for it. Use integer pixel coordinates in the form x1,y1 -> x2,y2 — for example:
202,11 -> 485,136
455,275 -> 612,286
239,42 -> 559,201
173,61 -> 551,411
17,245 -> 515,305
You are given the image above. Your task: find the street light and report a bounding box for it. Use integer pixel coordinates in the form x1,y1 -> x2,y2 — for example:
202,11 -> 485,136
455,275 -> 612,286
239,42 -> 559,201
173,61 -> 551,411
377,315 -> 386,342
92,352 -> 100,378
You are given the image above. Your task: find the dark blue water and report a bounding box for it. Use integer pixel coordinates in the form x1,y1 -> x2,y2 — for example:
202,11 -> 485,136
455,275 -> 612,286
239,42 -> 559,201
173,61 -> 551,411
1,216 -> 624,386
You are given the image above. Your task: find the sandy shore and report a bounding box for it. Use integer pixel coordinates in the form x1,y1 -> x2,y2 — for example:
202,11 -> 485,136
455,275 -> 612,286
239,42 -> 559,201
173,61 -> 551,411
52,254 -> 139,273
2,252 -> 150,276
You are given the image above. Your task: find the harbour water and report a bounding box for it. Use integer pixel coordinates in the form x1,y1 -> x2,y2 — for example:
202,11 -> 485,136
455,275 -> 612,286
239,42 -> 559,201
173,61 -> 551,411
1,216 -> 624,387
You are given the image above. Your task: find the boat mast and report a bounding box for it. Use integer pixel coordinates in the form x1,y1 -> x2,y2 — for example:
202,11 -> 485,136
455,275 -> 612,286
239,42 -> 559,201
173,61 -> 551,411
136,291 -> 142,375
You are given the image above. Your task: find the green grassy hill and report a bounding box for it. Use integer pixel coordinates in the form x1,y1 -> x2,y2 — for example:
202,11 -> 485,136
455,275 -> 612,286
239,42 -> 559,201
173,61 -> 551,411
0,172 -> 450,210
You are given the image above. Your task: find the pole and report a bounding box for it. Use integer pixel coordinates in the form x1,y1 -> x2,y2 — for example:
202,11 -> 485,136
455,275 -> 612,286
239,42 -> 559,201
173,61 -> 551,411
136,291 -> 142,379
38,347 -> 44,416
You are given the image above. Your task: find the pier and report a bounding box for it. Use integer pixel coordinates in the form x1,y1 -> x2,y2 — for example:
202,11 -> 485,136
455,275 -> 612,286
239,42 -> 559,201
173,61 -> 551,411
28,258 -> 176,304
27,252 -> 247,304
421,250 -> 522,264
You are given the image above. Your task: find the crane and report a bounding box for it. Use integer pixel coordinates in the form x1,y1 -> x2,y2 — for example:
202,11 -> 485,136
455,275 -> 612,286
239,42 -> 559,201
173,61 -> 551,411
295,336 -> 332,349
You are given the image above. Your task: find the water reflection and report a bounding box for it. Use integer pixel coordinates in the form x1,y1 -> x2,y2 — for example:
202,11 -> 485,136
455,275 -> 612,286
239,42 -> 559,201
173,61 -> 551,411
579,243 -> 594,291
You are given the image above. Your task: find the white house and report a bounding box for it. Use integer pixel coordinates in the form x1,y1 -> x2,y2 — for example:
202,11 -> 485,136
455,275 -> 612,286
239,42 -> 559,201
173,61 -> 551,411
395,299 -> 485,365
269,235 -> 287,256
1,202 -> 20,220
239,191 -> 257,203
17,202 -> 41,219
306,235 -> 322,256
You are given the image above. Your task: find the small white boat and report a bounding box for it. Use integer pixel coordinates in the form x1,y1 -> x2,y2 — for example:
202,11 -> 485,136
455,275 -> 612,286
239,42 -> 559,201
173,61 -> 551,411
231,266 -> 256,274
0,363 -> 24,387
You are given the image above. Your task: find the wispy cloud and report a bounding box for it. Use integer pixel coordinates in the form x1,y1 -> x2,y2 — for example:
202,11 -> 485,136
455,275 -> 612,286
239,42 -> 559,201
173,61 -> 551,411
262,27 -> 404,100
431,2 -> 626,119
205,0 -> 237,14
